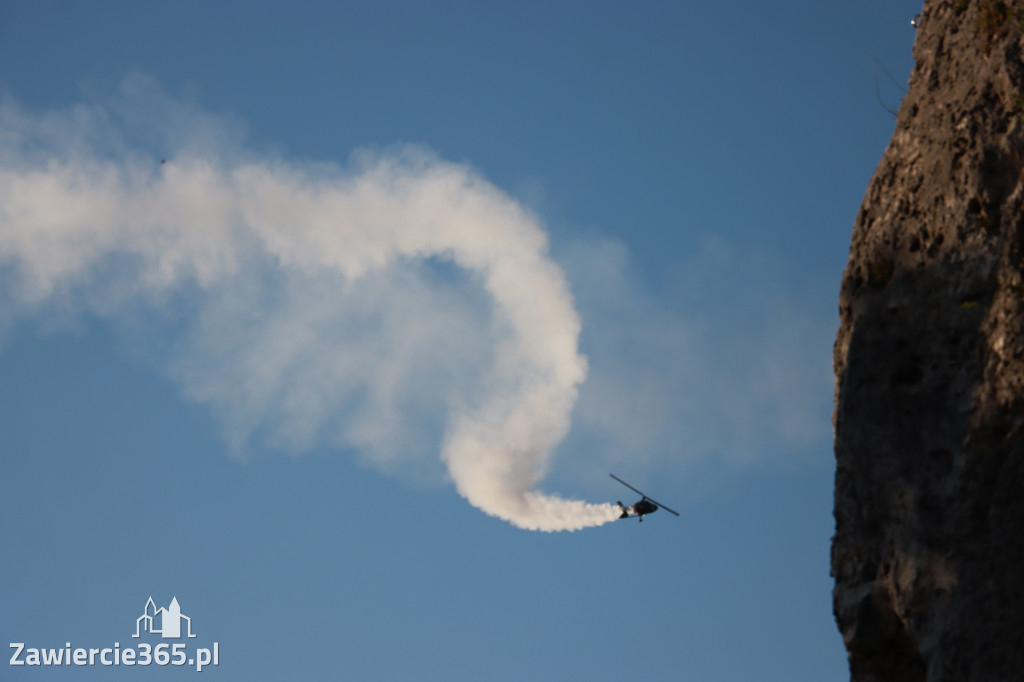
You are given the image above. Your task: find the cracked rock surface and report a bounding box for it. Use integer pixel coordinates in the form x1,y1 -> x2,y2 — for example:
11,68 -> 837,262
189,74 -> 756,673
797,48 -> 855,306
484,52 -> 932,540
833,1 -> 1024,680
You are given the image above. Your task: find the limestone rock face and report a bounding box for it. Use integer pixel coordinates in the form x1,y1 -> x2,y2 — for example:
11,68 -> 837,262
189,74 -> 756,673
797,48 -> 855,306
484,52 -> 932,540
833,1 -> 1024,680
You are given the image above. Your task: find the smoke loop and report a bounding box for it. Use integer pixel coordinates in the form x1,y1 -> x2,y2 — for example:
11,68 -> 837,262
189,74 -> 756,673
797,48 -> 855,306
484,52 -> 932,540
0,77 -> 618,531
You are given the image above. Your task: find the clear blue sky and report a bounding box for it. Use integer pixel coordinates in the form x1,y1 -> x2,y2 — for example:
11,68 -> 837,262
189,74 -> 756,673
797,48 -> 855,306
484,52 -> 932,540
0,1 -> 921,679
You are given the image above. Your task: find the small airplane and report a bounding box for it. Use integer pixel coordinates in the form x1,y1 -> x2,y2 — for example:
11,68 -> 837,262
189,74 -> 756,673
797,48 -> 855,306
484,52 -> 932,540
610,473 -> 679,522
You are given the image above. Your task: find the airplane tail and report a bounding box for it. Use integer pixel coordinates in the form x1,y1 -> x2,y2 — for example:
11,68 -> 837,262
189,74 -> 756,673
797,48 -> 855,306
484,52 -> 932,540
617,501 -> 629,519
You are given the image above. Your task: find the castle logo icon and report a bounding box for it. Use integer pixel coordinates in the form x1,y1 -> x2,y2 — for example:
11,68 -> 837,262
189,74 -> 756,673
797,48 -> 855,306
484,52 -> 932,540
133,597 -> 197,639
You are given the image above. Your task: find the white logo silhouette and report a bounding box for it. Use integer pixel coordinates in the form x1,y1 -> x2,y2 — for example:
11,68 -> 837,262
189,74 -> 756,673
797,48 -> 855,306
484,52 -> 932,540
133,597 -> 197,639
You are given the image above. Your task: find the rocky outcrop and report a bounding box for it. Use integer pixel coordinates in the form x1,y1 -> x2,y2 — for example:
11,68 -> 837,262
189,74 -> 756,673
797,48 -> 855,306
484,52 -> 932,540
833,1 -> 1024,680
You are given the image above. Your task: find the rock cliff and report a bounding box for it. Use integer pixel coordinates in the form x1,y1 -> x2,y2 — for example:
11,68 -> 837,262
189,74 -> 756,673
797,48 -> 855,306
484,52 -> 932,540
833,1 -> 1024,680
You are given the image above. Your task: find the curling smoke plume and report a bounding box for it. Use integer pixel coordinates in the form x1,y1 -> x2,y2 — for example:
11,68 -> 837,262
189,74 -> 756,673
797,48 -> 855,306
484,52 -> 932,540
0,77 -> 620,531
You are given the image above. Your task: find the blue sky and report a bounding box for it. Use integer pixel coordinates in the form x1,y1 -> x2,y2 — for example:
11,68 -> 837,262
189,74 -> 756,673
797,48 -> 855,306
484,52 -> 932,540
0,1 -> 921,679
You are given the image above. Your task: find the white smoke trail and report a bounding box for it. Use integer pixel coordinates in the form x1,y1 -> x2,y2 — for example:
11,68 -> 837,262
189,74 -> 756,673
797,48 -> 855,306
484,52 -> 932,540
0,76 -> 620,531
